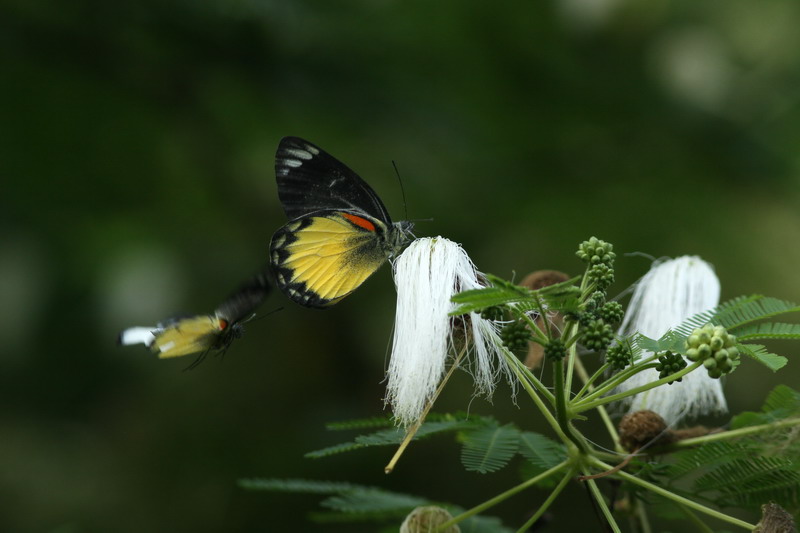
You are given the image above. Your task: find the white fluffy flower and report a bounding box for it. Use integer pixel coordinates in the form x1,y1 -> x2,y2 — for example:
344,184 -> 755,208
616,255 -> 727,425
385,237 -> 509,427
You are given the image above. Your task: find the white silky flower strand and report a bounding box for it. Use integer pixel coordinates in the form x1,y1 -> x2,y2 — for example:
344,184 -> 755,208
386,237 -> 508,427
616,255 -> 727,425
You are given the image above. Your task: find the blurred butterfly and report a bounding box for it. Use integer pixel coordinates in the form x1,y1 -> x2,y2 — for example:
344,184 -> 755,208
118,272 -> 271,363
270,137 -> 414,308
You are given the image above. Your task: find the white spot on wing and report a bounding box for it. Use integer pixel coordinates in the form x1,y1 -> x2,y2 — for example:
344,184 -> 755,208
305,145 -> 319,155
159,341 -> 176,353
119,326 -> 157,347
284,159 -> 302,168
285,148 -> 313,160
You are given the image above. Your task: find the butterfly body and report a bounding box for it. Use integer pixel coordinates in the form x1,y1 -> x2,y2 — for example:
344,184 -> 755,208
118,272 -> 270,360
270,137 -> 413,308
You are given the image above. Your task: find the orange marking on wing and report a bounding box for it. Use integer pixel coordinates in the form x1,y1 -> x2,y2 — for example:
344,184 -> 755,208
218,319 -> 229,330
341,212 -> 376,232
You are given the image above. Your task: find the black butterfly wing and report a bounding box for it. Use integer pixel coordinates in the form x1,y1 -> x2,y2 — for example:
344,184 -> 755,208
275,137 -> 392,223
214,271 -> 272,324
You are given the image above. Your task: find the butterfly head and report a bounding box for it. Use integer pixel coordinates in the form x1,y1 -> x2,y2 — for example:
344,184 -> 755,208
386,220 -> 415,259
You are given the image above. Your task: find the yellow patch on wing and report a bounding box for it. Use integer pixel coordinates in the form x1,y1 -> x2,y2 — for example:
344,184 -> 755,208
280,215 -> 383,302
151,316 -> 224,358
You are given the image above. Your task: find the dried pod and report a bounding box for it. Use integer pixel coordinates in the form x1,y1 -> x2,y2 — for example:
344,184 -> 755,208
618,410 -> 673,452
400,506 -> 460,533
753,502 -> 796,533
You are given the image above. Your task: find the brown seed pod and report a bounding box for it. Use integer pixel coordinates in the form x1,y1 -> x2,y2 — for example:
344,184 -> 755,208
753,502 -> 796,533
618,410 -> 673,452
400,506 -> 460,533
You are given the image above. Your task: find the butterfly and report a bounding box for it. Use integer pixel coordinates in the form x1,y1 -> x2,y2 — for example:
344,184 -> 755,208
270,137 -> 414,308
118,272 -> 271,362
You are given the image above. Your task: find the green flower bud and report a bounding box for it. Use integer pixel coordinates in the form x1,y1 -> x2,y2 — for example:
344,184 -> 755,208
708,368 -> 723,379
687,334 -> 700,348
698,331 -> 711,345
714,349 -> 729,362
544,338 -> 567,361
698,344 -> 712,358
727,346 -> 739,359
685,348 -> 700,361
710,336 -> 723,351
703,358 -> 717,370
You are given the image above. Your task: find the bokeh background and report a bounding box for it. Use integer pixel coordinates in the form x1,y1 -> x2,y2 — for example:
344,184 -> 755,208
3,0 -> 800,531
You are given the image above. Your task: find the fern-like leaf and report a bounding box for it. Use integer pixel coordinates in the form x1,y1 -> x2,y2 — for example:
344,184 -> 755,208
320,488 -> 428,514
325,416 -> 394,431
733,322 -> 800,341
666,442 -> 753,479
694,456 -> 800,509
306,419 -> 482,458
737,343 -> 788,372
732,385 -> 800,429
461,424 -> 520,473
517,431 -> 567,469
237,478 -> 358,493
450,273 -> 580,316
672,295 -> 800,338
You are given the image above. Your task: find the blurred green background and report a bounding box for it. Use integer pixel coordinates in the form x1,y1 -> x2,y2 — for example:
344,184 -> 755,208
3,0 -> 800,531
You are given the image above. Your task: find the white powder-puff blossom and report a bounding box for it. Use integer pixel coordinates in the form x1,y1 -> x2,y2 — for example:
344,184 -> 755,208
616,255 -> 727,425
385,237 -> 511,427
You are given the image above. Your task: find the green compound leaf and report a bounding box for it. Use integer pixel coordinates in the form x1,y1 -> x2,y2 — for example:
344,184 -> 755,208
672,295 -> 800,338
450,273 -> 580,316
694,455 -> 800,510
737,343 -> 788,372
517,431 -> 567,469
325,416 -> 394,431
732,321 -> 800,341
306,418 -> 486,458
732,385 -> 800,429
461,424 -> 520,474
237,478 -> 358,494
239,478 -> 514,531
320,488 -> 428,514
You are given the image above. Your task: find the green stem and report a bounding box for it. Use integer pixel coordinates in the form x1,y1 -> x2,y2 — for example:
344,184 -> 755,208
554,357 -> 587,452
574,361 -> 702,413
651,417 -> 800,452
583,474 -> 621,533
592,459 -> 756,530
507,350 -> 555,406
572,356 -> 620,447
515,467 -> 576,533
577,355 -> 660,405
520,313 -> 549,346
434,461 -> 571,531
574,361 -> 612,401
635,502 -> 652,533
504,350 -> 566,443
677,503 -> 715,533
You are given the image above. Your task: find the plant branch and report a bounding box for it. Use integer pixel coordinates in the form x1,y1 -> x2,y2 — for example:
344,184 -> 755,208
592,459 -> 756,530
515,467 -> 576,533
435,461 -> 571,531
574,361 -> 702,413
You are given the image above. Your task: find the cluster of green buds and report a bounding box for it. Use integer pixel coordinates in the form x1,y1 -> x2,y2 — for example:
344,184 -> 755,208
685,324 -> 740,379
577,237 -> 616,290
499,318 -> 532,352
606,342 -> 633,370
655,352 -> 688,384
544,338 -> 566,361
581,319 -> 615,351
571,239 -> 624,352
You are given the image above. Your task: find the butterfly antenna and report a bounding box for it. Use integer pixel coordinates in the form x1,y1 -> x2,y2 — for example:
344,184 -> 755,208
391,160 -> 409,221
